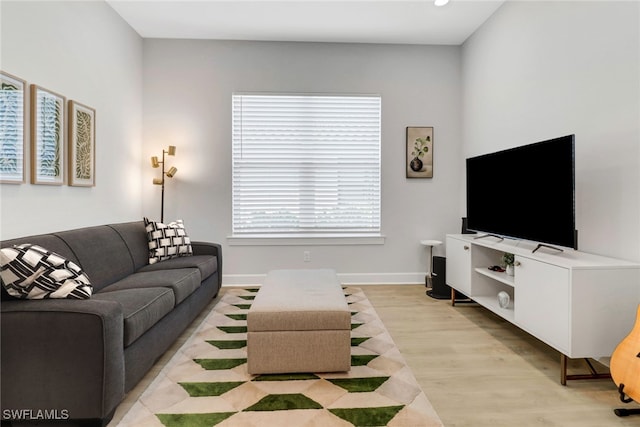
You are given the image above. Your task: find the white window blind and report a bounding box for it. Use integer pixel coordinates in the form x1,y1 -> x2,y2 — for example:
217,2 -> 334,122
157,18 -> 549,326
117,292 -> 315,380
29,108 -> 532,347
232,94 -> 381,235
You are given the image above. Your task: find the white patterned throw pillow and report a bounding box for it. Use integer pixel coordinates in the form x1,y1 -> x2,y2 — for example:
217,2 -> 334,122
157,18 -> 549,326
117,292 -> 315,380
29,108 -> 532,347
144,217 -> 193,265
0,244 -> 92,299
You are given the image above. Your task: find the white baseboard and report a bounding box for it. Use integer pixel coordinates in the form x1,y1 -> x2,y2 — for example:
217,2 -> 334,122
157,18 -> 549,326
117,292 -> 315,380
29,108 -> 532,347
222,272 -> 426,286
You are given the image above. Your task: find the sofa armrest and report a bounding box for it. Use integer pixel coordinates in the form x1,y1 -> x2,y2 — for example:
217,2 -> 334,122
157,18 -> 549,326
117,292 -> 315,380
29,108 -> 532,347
1,299 -> 125,422
191,241 -> 221,257
192,241 -> 223,287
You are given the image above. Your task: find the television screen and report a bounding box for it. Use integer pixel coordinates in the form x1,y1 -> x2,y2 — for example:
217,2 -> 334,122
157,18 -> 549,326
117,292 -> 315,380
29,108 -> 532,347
466,135 -> 576,249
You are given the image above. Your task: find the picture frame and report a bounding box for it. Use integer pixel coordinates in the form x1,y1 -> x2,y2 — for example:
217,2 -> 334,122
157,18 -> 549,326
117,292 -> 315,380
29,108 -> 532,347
68,100 -> 96,187
31,84 -> 66,185
406,126 -> 433,178
0,71 -> 27,184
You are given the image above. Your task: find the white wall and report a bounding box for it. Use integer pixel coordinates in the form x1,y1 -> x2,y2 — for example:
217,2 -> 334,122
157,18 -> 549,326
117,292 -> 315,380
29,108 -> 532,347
0,1 -> 143,239
8,1 -> 634,281
142,40 -> 463,283
462,1 -> 640,261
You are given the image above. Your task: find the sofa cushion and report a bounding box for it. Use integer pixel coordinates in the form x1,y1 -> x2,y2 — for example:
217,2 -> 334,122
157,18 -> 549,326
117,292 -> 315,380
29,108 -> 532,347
0,244 -> 92,300
108,221 -> 150,271
93,287 -> 174,347
55,225 -> 136,292
137,255 -> 217,281
1,234 -> 77,262
100,268 -> 201,306
144,218 -> 193,264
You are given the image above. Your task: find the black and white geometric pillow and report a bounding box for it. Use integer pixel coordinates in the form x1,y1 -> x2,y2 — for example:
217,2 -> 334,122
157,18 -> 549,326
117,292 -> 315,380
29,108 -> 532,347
0,244 -> 92,299
144,217 -> 193,265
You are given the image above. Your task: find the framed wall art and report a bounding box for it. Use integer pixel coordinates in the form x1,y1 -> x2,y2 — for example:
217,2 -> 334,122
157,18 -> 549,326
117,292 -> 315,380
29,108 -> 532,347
406,126 -> 433,178
31,84 -> 66,185
68,100 -> 96,187
0,71 -> 27,184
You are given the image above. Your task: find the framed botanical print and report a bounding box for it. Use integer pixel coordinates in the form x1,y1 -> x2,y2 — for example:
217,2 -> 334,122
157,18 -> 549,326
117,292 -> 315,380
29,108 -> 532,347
406,126 -> 433,178
68,100 -> 96,187
31,84 -> 66,185
0,71 -> 27,183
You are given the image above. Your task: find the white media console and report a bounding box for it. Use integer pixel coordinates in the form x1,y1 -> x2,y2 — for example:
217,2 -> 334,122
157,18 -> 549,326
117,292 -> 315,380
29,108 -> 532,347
445,234 -> 640,384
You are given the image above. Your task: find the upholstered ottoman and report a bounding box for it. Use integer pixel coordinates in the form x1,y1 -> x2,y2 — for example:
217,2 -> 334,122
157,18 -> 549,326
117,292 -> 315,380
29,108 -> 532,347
247,269 -> 351,374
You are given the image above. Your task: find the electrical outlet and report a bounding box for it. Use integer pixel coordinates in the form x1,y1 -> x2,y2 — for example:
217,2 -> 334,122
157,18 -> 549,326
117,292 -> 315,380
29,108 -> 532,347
303,251 -> 311,262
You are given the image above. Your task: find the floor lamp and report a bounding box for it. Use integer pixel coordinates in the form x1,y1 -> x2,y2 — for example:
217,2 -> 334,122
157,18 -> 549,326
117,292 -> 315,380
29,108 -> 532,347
151,145 -> 177,223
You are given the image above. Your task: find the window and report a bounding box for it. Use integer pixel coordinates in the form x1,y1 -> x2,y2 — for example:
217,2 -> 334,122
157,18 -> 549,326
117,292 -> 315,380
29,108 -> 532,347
232,94 -> 381,238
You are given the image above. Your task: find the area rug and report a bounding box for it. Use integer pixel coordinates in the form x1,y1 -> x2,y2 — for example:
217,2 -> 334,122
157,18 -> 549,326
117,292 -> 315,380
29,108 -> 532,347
116,287 -> 444,426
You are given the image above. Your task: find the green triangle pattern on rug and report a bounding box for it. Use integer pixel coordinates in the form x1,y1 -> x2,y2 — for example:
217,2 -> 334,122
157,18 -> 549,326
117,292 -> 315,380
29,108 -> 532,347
351,337 -> 371,346
351,354 -> 378,366
217,325 -> 247,333
206,339 -> 246,349
194,358 -> 246,370
327,376 -> 389,392
179,381 -> 244,397
245,393 -> 323,411
225,313 -> 247,321
118,287 -> 442,427
329,405 -> 405,426
156,412 -> 235,427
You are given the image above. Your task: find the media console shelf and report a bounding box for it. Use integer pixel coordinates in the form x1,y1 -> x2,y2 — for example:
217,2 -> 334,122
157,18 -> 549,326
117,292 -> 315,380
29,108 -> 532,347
446,234 -> 640,385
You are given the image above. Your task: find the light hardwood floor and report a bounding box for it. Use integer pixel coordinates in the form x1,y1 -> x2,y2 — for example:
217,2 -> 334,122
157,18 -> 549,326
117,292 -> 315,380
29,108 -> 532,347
110,284 -> 640,426
366,285 -> 640,427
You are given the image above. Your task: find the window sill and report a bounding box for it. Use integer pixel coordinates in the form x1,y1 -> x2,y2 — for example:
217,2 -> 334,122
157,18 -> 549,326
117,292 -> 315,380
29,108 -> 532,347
227,234 -> 385,246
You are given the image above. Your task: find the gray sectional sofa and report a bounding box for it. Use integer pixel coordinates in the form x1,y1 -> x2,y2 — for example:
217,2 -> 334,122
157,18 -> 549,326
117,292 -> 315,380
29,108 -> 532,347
0,220 -> 222,426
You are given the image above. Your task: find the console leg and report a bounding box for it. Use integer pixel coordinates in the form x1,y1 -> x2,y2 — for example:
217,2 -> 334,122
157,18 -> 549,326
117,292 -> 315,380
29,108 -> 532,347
560,354 -> 567,385
451,288 -> 456,306
559,354 -> 611,385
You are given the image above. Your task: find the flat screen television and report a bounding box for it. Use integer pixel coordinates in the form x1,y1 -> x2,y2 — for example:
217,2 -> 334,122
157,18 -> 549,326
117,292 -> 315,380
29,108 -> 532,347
466,134 -> 577,250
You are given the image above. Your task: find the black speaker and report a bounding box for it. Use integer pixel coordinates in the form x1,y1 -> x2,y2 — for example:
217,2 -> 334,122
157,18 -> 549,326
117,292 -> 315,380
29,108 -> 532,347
427,256 -> 469,300
427,256 -> 450,299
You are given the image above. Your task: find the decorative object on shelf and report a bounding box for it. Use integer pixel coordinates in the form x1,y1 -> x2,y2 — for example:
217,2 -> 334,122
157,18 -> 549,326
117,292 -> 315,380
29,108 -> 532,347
406,126 -> 433,178
0,71 -> 26,184
497,291 -> 510,309
31,85 -> 66,185
151,145 -> 178,222
68,101 -> 96,187
502,252 -> 515,276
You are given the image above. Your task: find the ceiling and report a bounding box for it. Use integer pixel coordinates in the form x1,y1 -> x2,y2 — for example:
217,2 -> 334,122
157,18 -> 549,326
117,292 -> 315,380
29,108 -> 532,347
106,0 -> 505,46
